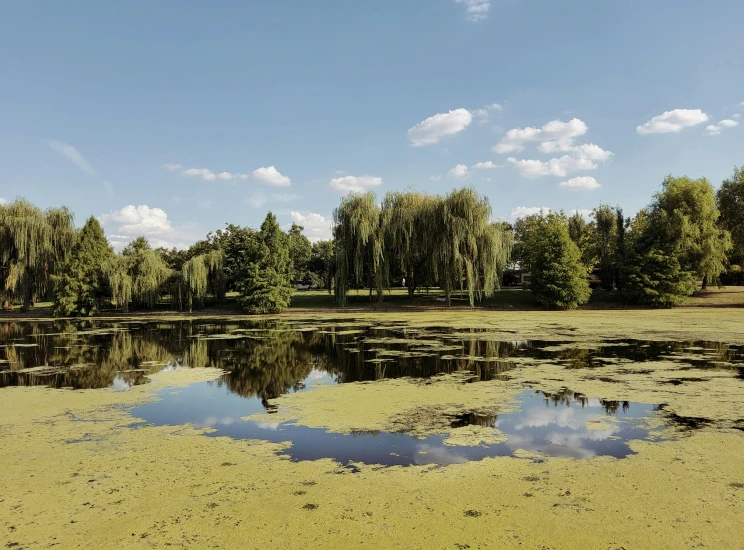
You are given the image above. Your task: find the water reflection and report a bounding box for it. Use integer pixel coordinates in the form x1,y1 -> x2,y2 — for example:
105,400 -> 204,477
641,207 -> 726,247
133,386 -> 660,465
3,320 -> 741,396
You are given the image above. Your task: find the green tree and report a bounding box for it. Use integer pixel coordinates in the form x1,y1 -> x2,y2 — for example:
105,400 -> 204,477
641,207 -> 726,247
716,166 -> 744,265
287,223 -> 312,284
208,224 -> 258,291
654,175 -> 730,289
528,213 -> 591,309
238,212 -> 293,314
53,217 -> 114,316
568,212 -> 596,270
333,192 -> 384,306
591,204 -> 618,290
623,209 -> 696,307
106,237 -> 172,310
307,240 -> 334,290
0,199 -> 75,310
433,188 -> 511,306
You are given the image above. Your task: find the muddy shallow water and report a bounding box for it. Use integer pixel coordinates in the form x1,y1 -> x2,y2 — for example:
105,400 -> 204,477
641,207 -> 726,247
2,319 -> 740,466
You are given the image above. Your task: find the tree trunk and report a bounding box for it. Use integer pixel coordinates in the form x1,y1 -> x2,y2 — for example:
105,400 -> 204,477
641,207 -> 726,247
702,274 -> 708,290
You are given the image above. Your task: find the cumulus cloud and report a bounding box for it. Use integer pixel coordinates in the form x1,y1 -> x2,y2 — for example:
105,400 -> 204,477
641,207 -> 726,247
493,118 -> 588,154
168,163 -> 290,186
289,212 -> 332,242
511,206 -> 550,220
0,197 -> 7,205
99,205 -> 195,251
329,175 -> 382,194
507,155 -> 598,178
49,140 -> 96,175
408,108 -> 473,146
559,176 -> 601,191
472,160 -> 500,169
251,166 -> 291,187
455,0 -> 490,22
705,118 -> 739,136
448,164 -> 470,178
636,109 -> 709,134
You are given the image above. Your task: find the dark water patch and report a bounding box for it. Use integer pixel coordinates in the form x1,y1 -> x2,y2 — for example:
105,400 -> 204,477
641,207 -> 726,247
2,319 -> 743,392
132,384 -> 662,466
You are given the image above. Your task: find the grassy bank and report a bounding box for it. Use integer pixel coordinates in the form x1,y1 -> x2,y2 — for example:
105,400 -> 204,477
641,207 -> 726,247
4,286 -> 743,320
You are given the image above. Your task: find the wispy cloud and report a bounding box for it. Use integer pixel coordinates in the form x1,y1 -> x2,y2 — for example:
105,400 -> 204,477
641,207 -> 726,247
455,0 -> 490,22
103,180 -> 114,197
328,175 -> 382,194
49,140 -> 96,175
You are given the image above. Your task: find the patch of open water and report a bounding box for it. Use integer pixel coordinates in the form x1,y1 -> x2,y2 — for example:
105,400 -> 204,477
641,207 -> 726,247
2,319 -> 741,466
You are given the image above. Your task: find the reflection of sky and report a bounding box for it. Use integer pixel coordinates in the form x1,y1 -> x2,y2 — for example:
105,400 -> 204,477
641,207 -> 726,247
495,394 -> 648,459
134,378 -> 660,467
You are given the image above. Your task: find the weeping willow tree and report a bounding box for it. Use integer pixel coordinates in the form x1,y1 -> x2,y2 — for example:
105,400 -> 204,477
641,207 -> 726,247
104,237 -> 171,311
333,192 -> 384,306
105,255 -> 133,311
381,191 -> 438,297
0,199 -> 75,311
433,188 -> 512,306
177,249 -> 225,312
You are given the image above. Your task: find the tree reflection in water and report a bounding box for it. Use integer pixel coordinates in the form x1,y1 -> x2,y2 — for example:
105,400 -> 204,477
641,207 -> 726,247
1,320 -> 742,405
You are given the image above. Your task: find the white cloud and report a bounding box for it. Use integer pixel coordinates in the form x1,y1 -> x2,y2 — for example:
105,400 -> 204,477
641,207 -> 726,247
511,206 -> 550,220
408,108 -> 473,146
448,164 -> 470,178
329,175 -> 382,194
103,180 -> 114,197
49,140 -> 96,175
251,166 -> 291,187
0,198 -> 7,205
430,175 -> 442,182
100,205 -> 174,236
636,109 -> 709,134
183,167 -> 219,181
100,205 -> 195,251
172,196 -> 182,202
705,118 -> 739,136
472,160 -> 500,169
289,212 -> 332,242
493,118 -> 588,154
455,0 -> 490,22
167,163 -> 289,185
197,200 -> 213,209
473,103 -> 502,123
733,114 -> 741,119
559,176 -> 601,191
507,154 -> 598,178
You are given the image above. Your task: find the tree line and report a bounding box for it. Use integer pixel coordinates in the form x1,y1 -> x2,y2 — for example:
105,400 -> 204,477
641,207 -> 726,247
0,166 -> 741,315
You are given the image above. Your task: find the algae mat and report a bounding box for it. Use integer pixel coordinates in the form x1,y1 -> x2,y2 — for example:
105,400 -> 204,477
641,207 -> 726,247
2,311 -> 744,548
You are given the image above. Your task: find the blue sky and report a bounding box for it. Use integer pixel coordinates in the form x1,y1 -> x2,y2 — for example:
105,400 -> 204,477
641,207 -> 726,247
1,0 -> 742,248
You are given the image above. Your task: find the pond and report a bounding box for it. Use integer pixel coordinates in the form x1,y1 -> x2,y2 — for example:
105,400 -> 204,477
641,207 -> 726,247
2,319 -> 741,466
